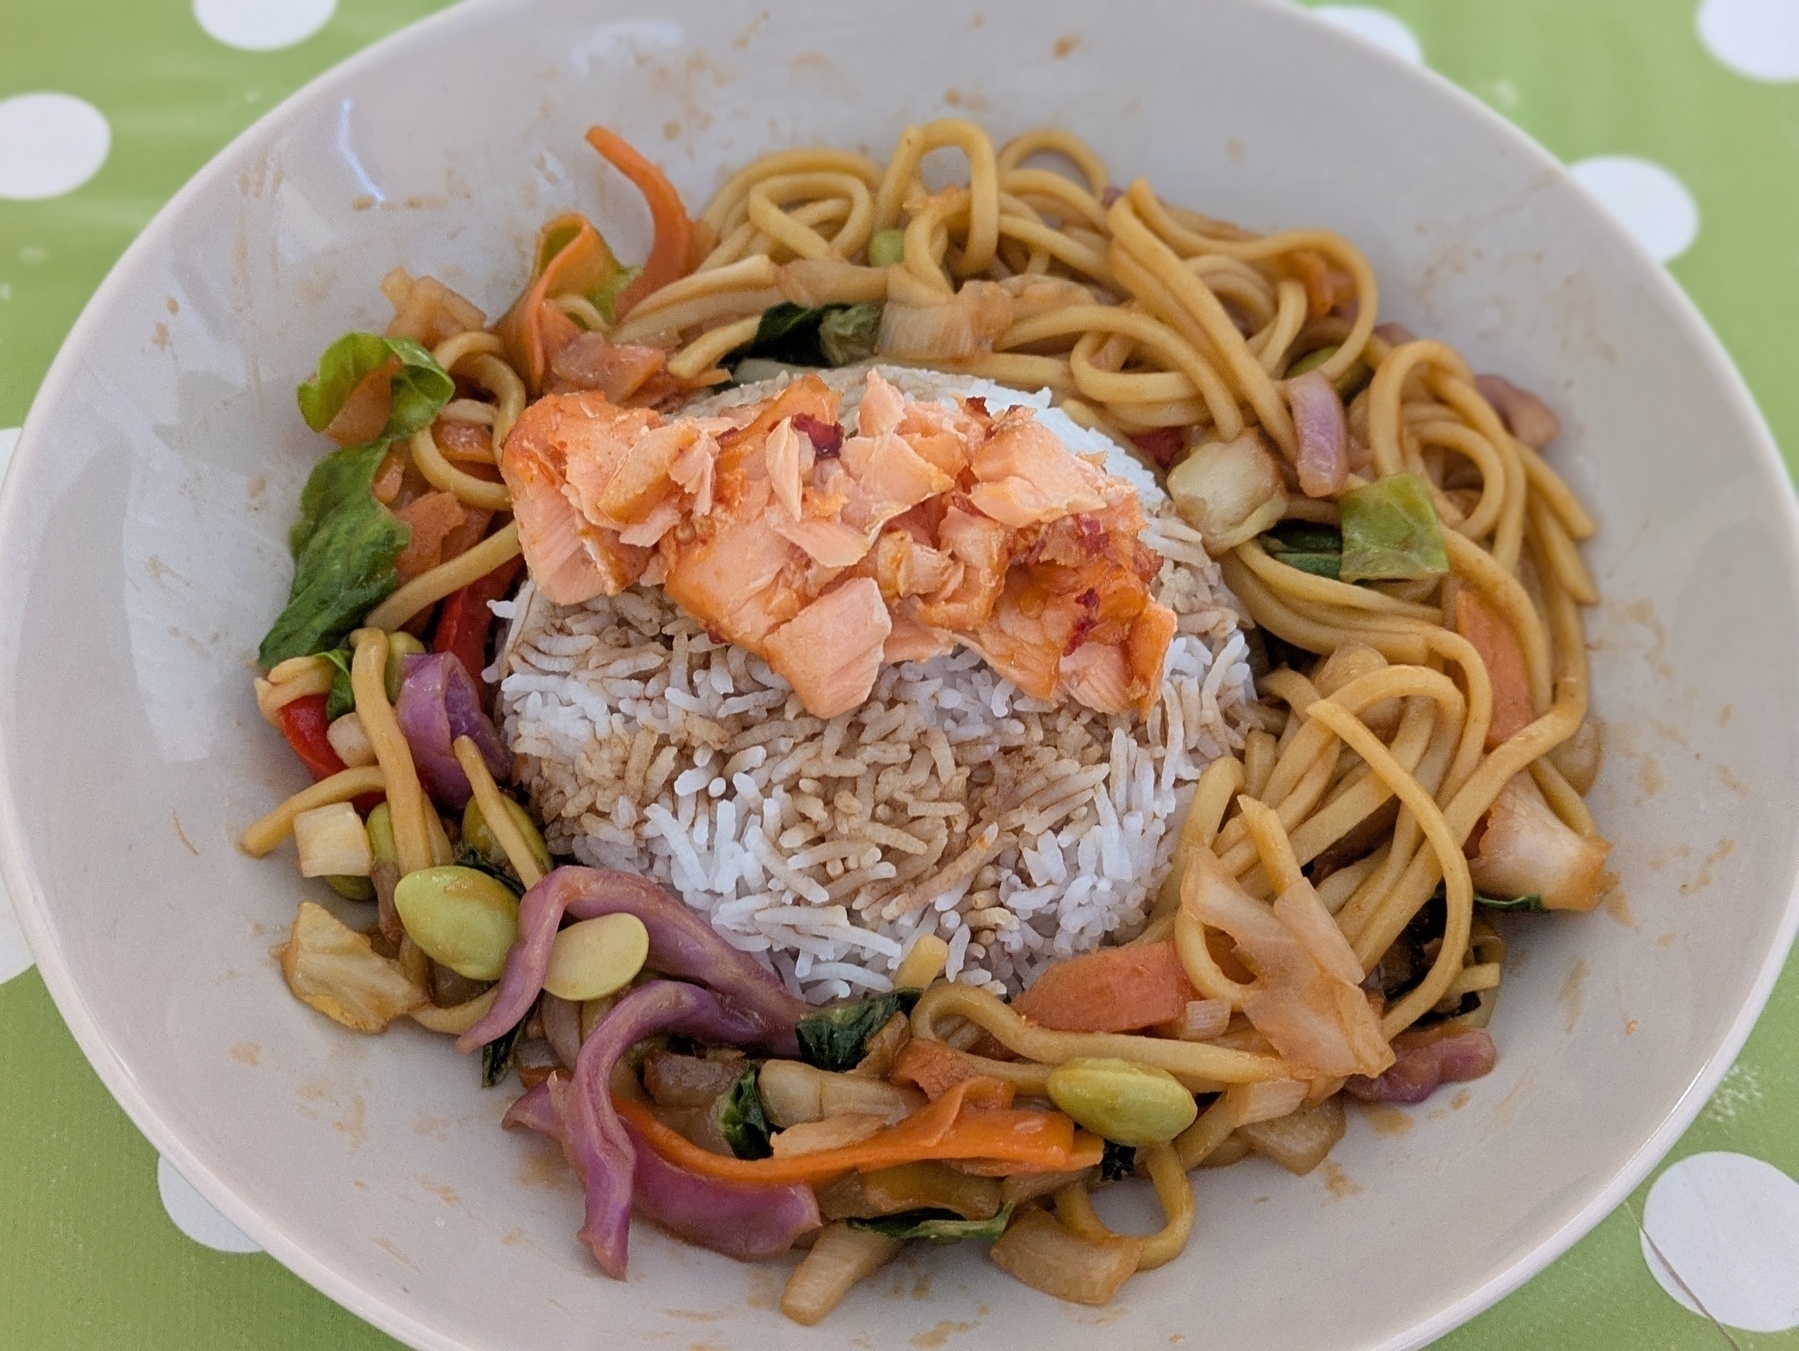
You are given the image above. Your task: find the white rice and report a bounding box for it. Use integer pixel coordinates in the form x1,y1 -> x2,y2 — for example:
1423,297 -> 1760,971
493,367 -> 1258,1004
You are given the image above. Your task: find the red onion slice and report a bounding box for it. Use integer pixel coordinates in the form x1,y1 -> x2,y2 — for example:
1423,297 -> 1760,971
1344,1026 -> 1497,1104
1284,370 -> 1349,498
458,866 -> 807,1055
394,650 -> 508,809
561,980 -> 771,1277
505,1064 -> 820,1268
1475,374 -> 1561,449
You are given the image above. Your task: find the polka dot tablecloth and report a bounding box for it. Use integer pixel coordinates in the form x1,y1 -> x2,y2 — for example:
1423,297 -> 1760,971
1,1 -> 1797,1347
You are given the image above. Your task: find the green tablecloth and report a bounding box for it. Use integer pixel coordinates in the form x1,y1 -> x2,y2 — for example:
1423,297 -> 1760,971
2,1 -> 1797,1346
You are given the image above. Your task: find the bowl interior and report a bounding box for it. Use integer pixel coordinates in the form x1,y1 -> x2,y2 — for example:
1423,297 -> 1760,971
3,2 -> 1796,1349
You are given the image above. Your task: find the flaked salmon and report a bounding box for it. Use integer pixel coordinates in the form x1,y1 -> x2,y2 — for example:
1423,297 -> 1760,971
501,369 -> 1176,718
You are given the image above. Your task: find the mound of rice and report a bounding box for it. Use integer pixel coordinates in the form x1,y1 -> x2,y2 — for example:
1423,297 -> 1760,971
493,367 -> 1258,1004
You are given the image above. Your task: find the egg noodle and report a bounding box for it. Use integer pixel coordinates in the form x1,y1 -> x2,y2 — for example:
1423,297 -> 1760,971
243,118 -> 1607,1318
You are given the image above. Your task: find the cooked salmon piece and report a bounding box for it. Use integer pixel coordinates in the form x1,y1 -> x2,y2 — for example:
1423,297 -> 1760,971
1125,600 -> 1179,714
884,611 -> 956,664
855,369 -> 908,438
764,418 -> 808,520
915,507 -> 1011,631
1059,642 -> 1134,715
547,331 -> 668,402
837,432 -> 955,535
871,529 -> 959,602
504,369 -> 1177,717
502,394 -> 653,603
774,514 -> 871,568
661,477 -> 806,648
719,375 -> 840,472
667,431 -> 718,516
762,578 -> 892,718
966,574 -> 1070,700
966,407 -> 1110,526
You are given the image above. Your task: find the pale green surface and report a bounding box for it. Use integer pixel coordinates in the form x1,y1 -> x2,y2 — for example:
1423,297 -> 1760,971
1,2 -> 1795,1346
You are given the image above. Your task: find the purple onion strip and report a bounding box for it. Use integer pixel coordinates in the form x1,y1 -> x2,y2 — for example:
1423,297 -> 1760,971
504,1062 -> 820,1268
1285,369 -> 1349,499
564,980 -> 767,1277
394,650 -> 508,809
457,866 -> 807,1055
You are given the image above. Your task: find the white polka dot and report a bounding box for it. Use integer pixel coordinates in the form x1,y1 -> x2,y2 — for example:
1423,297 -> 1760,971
193,0 -> 336,52
1641,1151 -> 1799,1332
157,1156 -> 262,1254
1310,6 -> 1424,64
1699,0 -> 1799,82
0,94 -> 110,201
1568,155 -> 1700,263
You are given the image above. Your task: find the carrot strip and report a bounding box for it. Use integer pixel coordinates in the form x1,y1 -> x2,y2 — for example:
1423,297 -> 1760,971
584,125 -> 694,319
1455,589 -> 1533,748
616,1077 -> 1088,1184
1011,941 -> 1199,1033
944,1133 -> 1106,1176
494,214 -> 621,394
891,1039 -> 986,1099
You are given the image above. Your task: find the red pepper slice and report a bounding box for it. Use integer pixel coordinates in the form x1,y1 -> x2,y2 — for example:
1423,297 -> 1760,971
278,692 -> 385,814
1129,427 -> 1186,470
433,555 -> 525,698
279,693 -> 348,781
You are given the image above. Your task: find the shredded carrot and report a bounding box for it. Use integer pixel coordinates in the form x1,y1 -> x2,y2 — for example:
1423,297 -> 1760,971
584,125 -> 694,319
1455,589 -> 1533,748
891,1039 -> 985,1099
392,490 -> 470,582
1010,941 -> 1199,1033
617,1076 -> 1090,1184
943,1133 -> 1107,1176
494,213 -> 620,394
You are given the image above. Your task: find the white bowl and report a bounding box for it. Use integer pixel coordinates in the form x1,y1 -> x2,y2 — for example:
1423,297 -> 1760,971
4,1 -> 1796,1347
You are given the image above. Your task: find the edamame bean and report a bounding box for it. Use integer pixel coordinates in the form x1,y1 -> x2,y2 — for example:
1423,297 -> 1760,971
366,802 -> 397,866
543,913 -> 650,1002
1046,1057 -> 1198,1147
384,632 -> 426,703
867,228 -> 906,268
393,865 -> 520,981
325,875 -> 376,902
462,795 -> 552,880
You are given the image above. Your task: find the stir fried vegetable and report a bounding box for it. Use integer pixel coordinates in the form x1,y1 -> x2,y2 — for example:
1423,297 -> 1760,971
259,445 -> 414,668
295,332 -> 456,442
716,1064 -> 774,1160
794,990 -> 921,1072
1336,472 -> 1449,582
780,1222 -> 901,1326
618,1075 -> 1101,1184
1260,520 -> 1344,580
318,648 -> 356,720
849,1205 -> 1014,1242
480,1015 -> 527,1089
1099,1139 -> 1137,1183
583,124 -> 693,320
729,301 -> 883,369
988,1206 -> 1142,1306
1470,888 -> 1545,913
393,865 -> 521,980
279,901 -> 423,1033
866,228 -> 906,268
